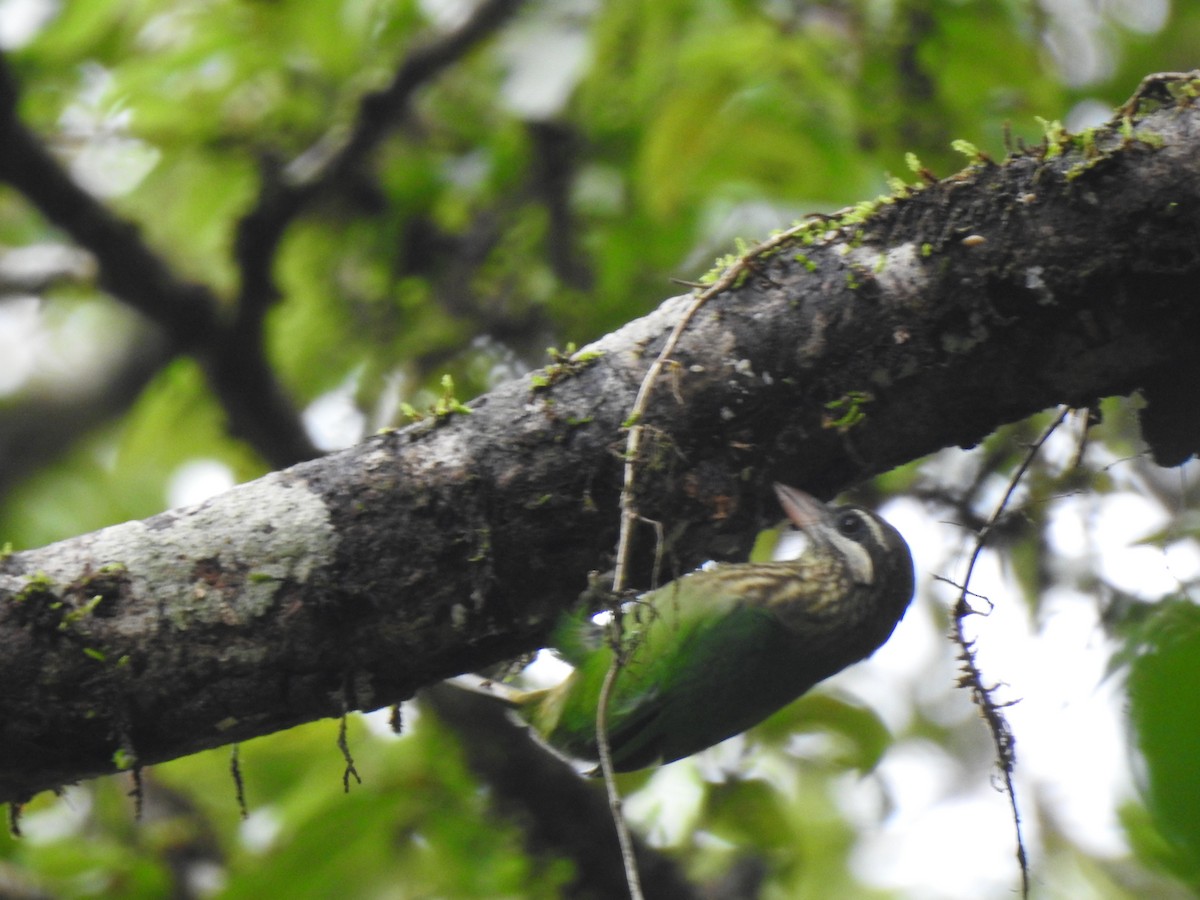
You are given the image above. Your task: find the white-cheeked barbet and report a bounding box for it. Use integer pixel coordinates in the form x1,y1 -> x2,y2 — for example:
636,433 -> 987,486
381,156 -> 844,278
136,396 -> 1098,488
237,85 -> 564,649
513,483 -> 915,772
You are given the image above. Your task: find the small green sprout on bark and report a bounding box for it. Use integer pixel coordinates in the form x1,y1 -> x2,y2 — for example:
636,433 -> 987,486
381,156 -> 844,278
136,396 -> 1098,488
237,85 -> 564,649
823,391 -> 874,433
950,138 -> 992,166
530,342 -> 606,391
401,374 -> 473,422
1036,117 -> 1069,159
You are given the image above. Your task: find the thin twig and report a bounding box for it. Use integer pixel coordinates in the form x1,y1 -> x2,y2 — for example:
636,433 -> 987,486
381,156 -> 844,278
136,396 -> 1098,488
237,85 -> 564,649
598,222 -> 811,899
596,636 -> 643,900
128,766 -> 144,820
948,404 -> 1070,899
610,223 -> 811,596
230,744 -> 248,819
337,713 -> 362,792
1066,407 -> 1092,472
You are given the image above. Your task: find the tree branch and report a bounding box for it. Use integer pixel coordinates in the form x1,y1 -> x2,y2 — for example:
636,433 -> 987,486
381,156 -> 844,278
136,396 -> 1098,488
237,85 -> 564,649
3,93 -> 1200,803
232,0 -> 526,328
422,684 -> 699,899
0,320 -> 171,502
0,3 -> 527,472
0,58 -> 218,345
0,53 -> 316,468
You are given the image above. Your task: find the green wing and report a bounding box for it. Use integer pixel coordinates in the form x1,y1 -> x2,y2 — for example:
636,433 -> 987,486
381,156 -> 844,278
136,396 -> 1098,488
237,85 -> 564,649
525,565 -> 811,771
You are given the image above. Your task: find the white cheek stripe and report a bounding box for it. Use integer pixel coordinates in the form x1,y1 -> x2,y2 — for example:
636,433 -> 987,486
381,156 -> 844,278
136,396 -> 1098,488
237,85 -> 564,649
837,539 -> 874,584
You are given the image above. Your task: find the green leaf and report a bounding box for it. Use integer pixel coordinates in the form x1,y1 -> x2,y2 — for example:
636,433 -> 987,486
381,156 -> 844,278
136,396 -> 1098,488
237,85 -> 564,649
1125,598 -> 1200,889
704,778 -> 792,850
755,692 -> 893,774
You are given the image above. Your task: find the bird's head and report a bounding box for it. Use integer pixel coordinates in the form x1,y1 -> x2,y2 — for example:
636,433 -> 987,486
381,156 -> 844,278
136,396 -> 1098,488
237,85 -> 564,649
771,482 -> 915,632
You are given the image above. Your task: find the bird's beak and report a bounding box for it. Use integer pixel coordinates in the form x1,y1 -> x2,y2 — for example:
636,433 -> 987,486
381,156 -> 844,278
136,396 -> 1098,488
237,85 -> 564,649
772,483 -> 830,533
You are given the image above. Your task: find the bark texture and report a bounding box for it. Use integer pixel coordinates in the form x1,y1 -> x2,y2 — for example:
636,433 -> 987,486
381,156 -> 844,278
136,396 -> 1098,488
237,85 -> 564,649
3,94 -> 1200,803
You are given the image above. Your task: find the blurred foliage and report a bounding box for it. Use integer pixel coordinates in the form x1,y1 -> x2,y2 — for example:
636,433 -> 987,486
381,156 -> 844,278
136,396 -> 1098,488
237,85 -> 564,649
1,0 -> 1199,897
1119,599 -> 1200,891
2,713 -> 572,898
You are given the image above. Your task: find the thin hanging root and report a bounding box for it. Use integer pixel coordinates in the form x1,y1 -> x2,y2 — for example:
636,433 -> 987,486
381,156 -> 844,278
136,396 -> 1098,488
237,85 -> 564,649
947,405 -> 1070,899
602,222 -> 813,900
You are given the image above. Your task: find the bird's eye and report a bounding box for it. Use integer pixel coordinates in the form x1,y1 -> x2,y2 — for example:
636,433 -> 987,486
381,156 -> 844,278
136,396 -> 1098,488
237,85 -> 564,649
835,511 -> 867,541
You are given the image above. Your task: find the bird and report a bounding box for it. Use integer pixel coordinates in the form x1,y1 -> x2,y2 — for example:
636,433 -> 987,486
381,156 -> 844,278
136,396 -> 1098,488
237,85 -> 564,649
507,483 -> 915,772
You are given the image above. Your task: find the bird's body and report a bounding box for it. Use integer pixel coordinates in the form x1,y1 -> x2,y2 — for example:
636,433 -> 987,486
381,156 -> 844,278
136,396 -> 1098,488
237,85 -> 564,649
513,485 -> 915,772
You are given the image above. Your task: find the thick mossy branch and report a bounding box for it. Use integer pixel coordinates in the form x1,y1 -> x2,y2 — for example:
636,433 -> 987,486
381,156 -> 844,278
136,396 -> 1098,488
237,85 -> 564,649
2,95 -> 1200,804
